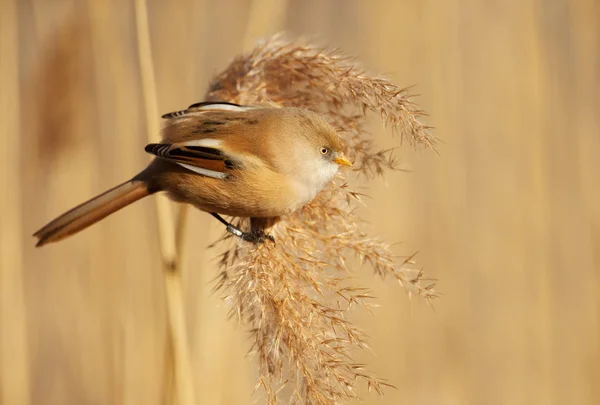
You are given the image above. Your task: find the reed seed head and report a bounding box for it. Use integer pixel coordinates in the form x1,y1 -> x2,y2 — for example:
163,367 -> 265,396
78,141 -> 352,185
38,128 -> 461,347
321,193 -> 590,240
206,35 -> 437,405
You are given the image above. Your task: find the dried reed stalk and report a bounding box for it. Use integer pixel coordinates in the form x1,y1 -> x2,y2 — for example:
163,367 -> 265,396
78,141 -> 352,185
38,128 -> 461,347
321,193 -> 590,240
134,1 -> 194,405
0,1 -> 31,404
205,35 -> 438,405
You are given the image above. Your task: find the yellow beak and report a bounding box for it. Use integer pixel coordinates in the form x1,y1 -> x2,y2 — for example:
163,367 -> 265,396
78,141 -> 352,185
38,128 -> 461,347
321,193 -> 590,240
334,154 -> 353,167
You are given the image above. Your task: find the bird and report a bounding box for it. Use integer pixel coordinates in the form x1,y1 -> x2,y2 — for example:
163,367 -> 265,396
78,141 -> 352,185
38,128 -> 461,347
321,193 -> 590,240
34,101 -> 352,247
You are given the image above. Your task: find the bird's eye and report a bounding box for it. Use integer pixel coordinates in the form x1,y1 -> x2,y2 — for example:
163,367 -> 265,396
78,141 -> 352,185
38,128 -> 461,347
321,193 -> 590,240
320,147 -> 330,155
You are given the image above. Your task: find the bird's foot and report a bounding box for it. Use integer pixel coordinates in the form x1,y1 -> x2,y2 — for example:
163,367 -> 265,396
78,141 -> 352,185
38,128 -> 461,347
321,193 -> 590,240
212,213 -> 274,244
226,225 -> 274,244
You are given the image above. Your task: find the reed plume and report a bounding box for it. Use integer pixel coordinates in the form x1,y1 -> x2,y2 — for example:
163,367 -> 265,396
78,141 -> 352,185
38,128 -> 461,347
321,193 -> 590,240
203,35 -> 437,405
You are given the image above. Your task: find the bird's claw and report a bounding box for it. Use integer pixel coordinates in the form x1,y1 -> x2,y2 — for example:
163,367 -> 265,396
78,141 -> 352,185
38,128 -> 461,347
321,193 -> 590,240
226,225 -> 274,244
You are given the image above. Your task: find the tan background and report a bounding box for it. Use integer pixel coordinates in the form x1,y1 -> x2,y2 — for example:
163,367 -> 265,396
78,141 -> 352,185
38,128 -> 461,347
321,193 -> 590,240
1,0 -> 599,404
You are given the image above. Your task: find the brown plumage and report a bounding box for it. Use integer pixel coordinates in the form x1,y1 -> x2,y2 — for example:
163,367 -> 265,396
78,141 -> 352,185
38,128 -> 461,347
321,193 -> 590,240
34,102 -> 351,247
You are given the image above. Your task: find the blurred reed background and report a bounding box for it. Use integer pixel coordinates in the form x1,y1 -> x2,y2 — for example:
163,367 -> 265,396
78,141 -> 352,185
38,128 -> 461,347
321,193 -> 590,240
1,0 -> 599,404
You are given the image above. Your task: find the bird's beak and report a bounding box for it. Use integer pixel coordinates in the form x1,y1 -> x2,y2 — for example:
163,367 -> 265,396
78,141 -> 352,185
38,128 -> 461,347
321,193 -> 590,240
334,154 -> 353,167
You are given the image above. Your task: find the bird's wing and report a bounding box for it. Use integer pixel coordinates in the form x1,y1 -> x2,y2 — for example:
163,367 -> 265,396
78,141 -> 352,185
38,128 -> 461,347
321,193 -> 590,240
145,138 -> 237,179
161,101 -> 256,119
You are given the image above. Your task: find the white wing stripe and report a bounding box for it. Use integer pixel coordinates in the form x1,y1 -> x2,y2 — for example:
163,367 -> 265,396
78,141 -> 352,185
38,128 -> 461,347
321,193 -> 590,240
195,103 -> 255,112
183,139 -> 224,148
176,162 -> 227,179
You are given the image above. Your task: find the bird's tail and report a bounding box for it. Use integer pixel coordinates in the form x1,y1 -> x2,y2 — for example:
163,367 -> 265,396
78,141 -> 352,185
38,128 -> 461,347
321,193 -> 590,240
34,179 -> 151,247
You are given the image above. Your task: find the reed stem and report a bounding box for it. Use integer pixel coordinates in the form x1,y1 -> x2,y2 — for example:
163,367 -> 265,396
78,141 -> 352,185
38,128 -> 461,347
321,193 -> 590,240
134,1 -> 194,404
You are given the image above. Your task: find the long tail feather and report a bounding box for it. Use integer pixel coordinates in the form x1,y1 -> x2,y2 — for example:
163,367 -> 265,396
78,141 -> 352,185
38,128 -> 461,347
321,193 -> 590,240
34,179 -> 151,247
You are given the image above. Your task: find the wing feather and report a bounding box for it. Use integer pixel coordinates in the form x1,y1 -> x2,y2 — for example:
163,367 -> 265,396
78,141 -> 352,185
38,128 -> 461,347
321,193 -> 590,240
145,141 -> 236,179
161,101 -> 255,119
